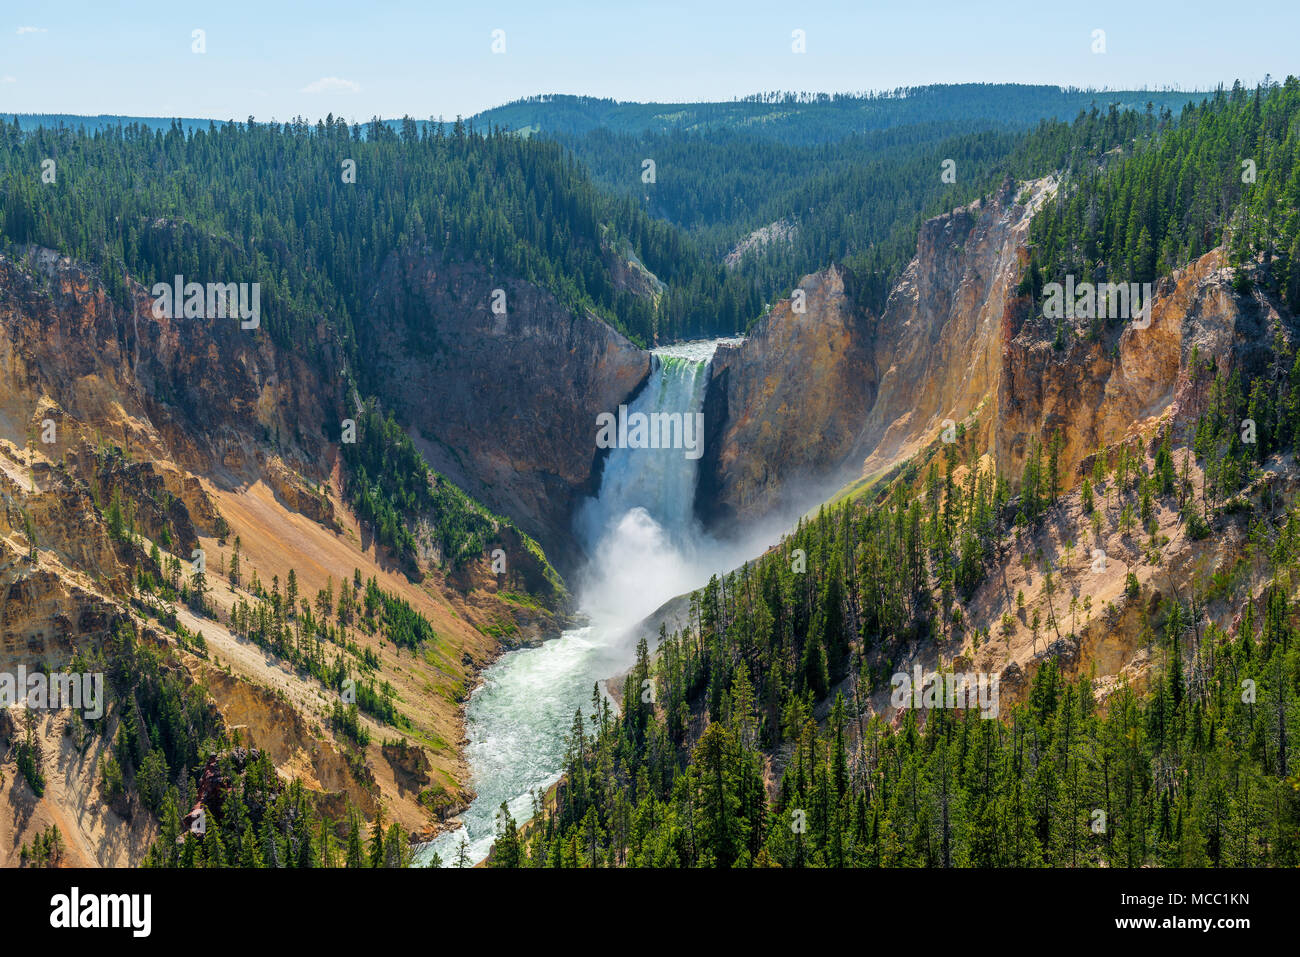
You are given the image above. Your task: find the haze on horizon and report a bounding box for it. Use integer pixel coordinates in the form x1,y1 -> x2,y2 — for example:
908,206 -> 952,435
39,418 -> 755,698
2,0 -> 1296,124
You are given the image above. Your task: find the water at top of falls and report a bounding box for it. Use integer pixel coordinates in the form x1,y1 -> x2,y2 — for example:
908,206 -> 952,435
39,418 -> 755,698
652,336 -> 745,363
420,337 -> 745,868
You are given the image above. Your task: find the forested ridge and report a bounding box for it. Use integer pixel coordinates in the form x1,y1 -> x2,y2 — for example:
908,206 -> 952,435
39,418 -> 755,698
1024,79 -> 1300,316
0,112 -> 753,348
488,83 -> 1300,867
555,96 -> 1198,315
0,84 -> 1262,348
472,85 -> 1205,142
0,83 -> 1216,352
495,356 -> 1300,866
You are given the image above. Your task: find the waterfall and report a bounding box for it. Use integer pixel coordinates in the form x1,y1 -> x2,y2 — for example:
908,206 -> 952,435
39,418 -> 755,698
576,353 -> 710,552
570,352 -> 718,629
420,339 -> 735,867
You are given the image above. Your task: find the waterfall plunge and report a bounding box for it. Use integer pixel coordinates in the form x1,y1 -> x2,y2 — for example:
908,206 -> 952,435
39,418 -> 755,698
573,352 -> 715,633
422,339 -> 740,867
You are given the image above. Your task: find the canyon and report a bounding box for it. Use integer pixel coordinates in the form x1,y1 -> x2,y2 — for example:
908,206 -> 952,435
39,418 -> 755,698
0,242 -> 566,863
0,162 -> 1286,867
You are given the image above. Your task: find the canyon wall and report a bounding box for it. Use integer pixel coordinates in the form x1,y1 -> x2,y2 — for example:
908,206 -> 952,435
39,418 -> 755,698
362,246 -> 650,565
996,248 -> 1283,483
0,245 -> 569,863
0,248 -> 337,488
698,264 -> 876,526
699,175 -> 1284,529
698,177 -> 1054,525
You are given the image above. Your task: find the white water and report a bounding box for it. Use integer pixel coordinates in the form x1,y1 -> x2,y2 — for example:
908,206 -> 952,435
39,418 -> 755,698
419,337 -> 748,867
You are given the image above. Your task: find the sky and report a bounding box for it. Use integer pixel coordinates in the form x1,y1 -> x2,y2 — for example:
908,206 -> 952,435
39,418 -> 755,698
2,0 -> 1296,122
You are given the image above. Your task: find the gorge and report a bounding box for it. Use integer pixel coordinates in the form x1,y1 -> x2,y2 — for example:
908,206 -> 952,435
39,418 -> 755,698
423,338 -> 768,866
3,77 -> 1299,874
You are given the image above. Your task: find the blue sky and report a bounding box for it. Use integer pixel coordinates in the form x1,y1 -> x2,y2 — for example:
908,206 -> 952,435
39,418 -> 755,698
2,0 -> 1295,121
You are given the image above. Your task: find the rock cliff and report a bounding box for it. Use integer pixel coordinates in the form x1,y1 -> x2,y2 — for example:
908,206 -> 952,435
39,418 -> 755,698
361,246 -> 651,564
0,245 -> 569,863
699,177 -> 1056,526
699,174 -> 1279,528
997,248 -> 1280,486
698,265 -> 876,527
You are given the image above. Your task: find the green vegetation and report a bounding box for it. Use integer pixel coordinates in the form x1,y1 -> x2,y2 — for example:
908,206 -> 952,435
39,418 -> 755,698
19,825 -> 65,867
144,752 -> 414,868
330,701 -> 372,747
225,563 -> 419,731
13,710 -> 45,797
552,91 -> 1199,316
499,326 -> 1300,866
1026,79 -> 1300,314
343,402 -> 499,571
0,111 -> 752,347
473,86 -> 1204,143
361,577 -> 434,649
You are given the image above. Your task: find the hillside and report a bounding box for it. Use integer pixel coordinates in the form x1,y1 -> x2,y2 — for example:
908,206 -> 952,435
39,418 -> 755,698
496,79 -> 1300,869
0,239 -> 565,864
469,86 -> 1206,142
4,74 -> 1300,875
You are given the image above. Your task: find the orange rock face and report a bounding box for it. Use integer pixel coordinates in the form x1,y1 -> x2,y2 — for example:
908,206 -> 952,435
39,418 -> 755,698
700,174 -> 1280,527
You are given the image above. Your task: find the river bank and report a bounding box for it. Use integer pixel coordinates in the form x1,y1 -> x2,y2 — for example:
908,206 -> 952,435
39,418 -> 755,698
416,339 -> 740,867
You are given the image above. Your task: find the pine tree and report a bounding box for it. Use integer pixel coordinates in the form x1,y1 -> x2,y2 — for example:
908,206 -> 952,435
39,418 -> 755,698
491,802 -> 522,868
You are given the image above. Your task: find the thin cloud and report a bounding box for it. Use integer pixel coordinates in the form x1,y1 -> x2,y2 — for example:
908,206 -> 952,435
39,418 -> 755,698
301,76 -> 360,94
1,76 -> 15,83
16,26 -> 47,34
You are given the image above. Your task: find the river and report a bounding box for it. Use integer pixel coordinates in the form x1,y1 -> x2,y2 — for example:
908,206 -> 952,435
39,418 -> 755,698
417,337 -> 746,866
